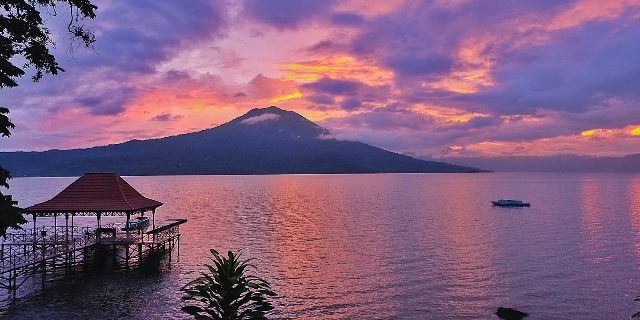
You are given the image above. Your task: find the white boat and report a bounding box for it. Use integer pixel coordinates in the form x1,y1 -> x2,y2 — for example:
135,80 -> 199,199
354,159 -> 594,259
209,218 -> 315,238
122,216 -> 151,231
491,199 -> 531,207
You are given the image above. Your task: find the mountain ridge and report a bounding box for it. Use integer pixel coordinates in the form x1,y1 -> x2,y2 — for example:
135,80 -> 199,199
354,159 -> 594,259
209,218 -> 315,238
0,106 -> 484,176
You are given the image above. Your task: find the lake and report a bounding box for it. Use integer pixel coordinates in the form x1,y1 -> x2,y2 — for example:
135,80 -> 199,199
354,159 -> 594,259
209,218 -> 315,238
1,173 -> 640,319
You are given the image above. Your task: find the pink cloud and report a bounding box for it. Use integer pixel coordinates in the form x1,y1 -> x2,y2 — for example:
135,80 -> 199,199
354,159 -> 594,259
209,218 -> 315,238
3,0 -> 640,158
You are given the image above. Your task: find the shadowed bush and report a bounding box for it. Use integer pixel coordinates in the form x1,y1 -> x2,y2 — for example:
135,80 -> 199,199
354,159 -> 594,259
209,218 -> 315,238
181,249 -> 276,320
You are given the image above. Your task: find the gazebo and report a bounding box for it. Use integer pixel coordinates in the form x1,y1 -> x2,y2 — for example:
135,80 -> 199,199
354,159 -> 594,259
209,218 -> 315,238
24,172 -> 163,238
1,174 -> 184,298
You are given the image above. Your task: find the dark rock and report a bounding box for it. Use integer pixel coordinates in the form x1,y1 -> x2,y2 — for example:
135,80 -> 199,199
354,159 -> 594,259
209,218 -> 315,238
496,307 -> 528,320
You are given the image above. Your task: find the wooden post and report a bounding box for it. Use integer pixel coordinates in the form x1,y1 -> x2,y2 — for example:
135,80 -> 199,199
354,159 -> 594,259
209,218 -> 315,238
12,269 -> 16,299
32,214 -> 37,255
139,211 -> 144,239
41,242 -> 46,289
32,214 -> 36,240
126,212 -> 131,240
71,214 -> 74,239
152,209 -> 157,244
71,214 -> 75,265
54,214 -> 57,245
65,213 -> 69,249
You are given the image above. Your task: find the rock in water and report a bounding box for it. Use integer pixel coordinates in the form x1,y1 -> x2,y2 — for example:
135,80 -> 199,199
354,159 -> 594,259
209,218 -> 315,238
496,307 -> 528,320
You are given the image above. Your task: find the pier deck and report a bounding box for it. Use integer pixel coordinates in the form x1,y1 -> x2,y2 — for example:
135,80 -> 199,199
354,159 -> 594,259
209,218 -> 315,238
1,173 -> 185,300
0,219 -> 186,298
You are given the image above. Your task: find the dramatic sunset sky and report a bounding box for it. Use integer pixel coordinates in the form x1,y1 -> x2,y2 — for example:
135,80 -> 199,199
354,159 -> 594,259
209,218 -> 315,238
2,0 -> 640,157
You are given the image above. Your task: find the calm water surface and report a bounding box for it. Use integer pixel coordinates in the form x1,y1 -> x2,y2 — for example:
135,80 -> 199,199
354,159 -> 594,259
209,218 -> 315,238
1,173 -> 640,319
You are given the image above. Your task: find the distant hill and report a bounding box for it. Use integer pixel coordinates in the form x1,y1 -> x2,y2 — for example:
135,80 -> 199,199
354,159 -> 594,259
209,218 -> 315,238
442,154 -> 640,172
0,106 -> 483,176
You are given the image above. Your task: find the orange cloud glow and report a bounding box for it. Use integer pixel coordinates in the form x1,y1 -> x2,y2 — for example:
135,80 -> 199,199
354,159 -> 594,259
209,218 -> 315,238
270,91 -> 303,103
580,126 -> 640,137
280,56 -> 394,86
454,124 -> 640,157
415,104 -> 490,123
547,0 -> 638,31
581,129 -> 595,136
428,37 -> 496,94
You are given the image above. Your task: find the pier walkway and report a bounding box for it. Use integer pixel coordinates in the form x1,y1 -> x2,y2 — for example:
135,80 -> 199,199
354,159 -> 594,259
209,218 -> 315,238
0,220 -> 186,298
1,219 -> 186,274
0,173 -> 187,299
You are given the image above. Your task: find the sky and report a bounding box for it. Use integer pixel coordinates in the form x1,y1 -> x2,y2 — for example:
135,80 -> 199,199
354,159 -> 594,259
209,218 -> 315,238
2,0 -> 640,158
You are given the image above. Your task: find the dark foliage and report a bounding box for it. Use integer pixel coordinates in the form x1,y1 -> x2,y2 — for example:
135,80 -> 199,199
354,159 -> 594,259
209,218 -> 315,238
0,108 -> 24,237
0,0 -> 97,235
0,107 -> 14,138
0,0 -> 97,88
181,249 -> 277,320
0,163 -> 25,237
0,193 -> 25,237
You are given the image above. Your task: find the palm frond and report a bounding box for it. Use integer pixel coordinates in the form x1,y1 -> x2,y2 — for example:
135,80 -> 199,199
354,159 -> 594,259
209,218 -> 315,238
181,249 -> 276,320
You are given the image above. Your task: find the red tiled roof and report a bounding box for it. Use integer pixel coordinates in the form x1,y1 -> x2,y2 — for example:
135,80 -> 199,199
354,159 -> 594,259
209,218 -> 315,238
25,173 -> 163,214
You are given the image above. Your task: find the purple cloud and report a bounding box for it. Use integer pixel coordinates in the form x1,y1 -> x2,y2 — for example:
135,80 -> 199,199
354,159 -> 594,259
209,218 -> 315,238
330,12 -> 365,27
3,0 -> 640,158
302,78 -> 360,95
383,54 -> 453,77
151,113 -> 184,122
340,98 -> 362,110
301,78 -> 392,111
470,21 -> 640,115
74,87 -> 136,115
305,40 -> 347,54
324,106 -> 435,131
307,94 -> 335,105
243,0 -> 336,30
4,0 -> 230,113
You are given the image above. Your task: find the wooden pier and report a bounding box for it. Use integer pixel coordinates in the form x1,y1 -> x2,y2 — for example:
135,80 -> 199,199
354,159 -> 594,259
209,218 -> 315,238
0,220 -> 186,298
0,173 -> 187,300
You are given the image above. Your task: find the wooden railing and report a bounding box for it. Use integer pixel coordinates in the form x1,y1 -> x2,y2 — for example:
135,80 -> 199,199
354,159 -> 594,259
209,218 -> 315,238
0,229 -> 97,273
0,220 -> 186,273
143,219 -> 186,243
2,226 -> 95,245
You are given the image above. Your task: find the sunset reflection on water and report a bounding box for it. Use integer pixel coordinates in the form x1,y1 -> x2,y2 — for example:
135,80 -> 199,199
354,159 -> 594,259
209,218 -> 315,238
3,173 -> 640,319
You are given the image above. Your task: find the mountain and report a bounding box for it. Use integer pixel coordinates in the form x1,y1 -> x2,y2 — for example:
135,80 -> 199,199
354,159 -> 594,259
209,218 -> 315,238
0,106 -> 483,176
441,154 -> 640,172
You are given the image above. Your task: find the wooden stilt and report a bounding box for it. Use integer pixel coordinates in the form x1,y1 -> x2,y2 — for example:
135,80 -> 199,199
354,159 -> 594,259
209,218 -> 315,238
32,214 -> 37,254
2,215 -> 186,301
54,214 -> 57,245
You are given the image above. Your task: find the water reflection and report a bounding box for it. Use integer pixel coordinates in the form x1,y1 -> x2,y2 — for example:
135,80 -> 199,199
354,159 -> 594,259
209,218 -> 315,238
3,173 -> 640,319
629,179 -> 640,254
579,178 -> 605,257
